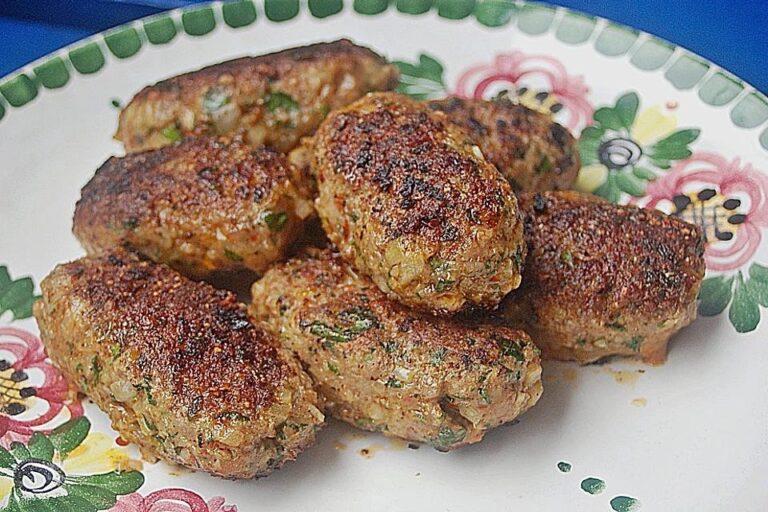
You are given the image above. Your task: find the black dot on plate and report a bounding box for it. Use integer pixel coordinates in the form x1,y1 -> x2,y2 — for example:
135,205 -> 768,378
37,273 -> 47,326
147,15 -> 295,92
19,387 -> 36,398
716,231 -> 734,241
728,214 -> 747,225
4,403 -> 26,416
697,188 -> 717,201
723,198 -> 741,210
10,370 -> 28,383
672,194 -> 691,212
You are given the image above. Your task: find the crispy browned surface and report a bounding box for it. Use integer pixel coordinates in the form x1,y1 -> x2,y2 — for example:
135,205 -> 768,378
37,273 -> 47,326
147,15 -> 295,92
312,92 -> 526,314
498,191 -> 706,364
73,136 -> 313,279
250,249 -> 542,450
33,253 -> 323,478
116,40 -> 399,153
428,97 -> 579,193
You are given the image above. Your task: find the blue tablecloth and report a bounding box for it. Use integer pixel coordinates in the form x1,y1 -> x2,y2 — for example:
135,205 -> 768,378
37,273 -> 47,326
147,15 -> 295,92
1,0 -> 767,93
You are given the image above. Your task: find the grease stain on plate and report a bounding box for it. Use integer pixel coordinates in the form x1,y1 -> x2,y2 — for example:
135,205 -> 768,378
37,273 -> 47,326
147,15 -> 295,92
631,397 -> 648,407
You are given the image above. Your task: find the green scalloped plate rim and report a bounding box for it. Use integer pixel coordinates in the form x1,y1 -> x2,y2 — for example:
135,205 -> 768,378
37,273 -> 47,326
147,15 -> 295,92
0,0 -> 767,151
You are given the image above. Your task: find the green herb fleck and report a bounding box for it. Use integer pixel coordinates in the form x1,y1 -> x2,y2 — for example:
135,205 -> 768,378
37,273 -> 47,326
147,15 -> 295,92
109,344 -> 122,361
606,320 -> 626,331
435,279 -> 455,292
161,124 -> 182,142
512,249 -> 524,268
202,87 -> 230,113
327,361 -> 340,375
495,335 -> 525,362
308,322 -> 351,344
479,388 -> 491,404
339,307 -> 380,333
575,337 -> 587,346
428,256 -> 449,273
626,336 -> 644,352
560,250 -> 574,266
110,98 -> 122,109
224,249 -> 243,262
90,355 -> 102,383
385,377 -> 403,388
262,211 -> 289,232
133,378 -> 157,406
557,461 -> 572,473
122,217 -> 139,231
217,411 -> 251,422
433,426 -> 466,449
381,340 -> 398,353
142,415 -> 158,432
430,347 -> 447,365
536,154 -> 553,174
266,92 -> 299,112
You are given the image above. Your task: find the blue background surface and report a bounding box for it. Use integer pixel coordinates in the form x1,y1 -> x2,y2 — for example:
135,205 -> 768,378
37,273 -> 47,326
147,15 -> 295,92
1,0 -> 766,93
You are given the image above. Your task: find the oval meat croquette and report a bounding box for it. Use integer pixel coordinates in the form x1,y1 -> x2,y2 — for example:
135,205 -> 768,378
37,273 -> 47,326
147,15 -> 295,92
33,253 -> 324,478
250,250 -> 543,451
427,97 -> 580,193
73,135 -> 313,279
116,39 -> 399,153
499,191 -> 706,364
312,92 -> 527,314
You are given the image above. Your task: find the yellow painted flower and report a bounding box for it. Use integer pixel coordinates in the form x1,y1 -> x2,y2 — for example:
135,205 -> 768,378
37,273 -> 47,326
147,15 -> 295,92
576,92 -> 700,202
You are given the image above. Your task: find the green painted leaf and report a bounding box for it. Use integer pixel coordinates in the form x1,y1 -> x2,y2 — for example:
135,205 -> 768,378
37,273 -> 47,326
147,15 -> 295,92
0,269 -> 39,320
749,262 -> 768,283
652,128 -> 700,148
577,126 -> 605,166
649,144 -> 693,161
747,276 -> 768,308
31,495 -> 97,512
698,276 -> 734,316
593,106 -> 624,131
614,92 -> 639,130
0,446 -> 15,469
594,174 -> 621,203
632,166 -> 657,180
614,172 -> 646,197
64,483 -> 117,509
9,442 -> 30,460
28,432 -> 55,461
729,273 -> 760,333
394,54 -> 447,100
68,470 -> 145,494
48,417 -> 90,458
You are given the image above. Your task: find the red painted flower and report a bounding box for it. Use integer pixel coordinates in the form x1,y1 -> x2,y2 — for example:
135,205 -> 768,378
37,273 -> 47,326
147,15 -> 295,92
641,152 -> 768,271
453,50 -> 593,132
110,489 -> 237,512
0,327 -> 83,445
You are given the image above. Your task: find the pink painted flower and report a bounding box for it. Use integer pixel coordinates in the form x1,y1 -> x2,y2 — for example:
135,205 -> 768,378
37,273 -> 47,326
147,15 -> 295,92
453,50 -> 593,132
110,489 -> 237,512
641,152 -> 768,271
0,327 -> 83,445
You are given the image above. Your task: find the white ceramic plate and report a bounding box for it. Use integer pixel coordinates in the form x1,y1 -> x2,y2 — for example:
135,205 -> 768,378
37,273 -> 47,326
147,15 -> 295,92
1,2 -> 767,511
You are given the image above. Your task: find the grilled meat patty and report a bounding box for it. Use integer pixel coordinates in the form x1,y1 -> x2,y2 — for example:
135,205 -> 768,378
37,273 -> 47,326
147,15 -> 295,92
250,249 -> 542,451
312,92 -> 526,314
428,97 -> 579,193
73,136 -> 313,279
116,39 -> 399,153
33,253 -> 324,478
499,191 -> 706,364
